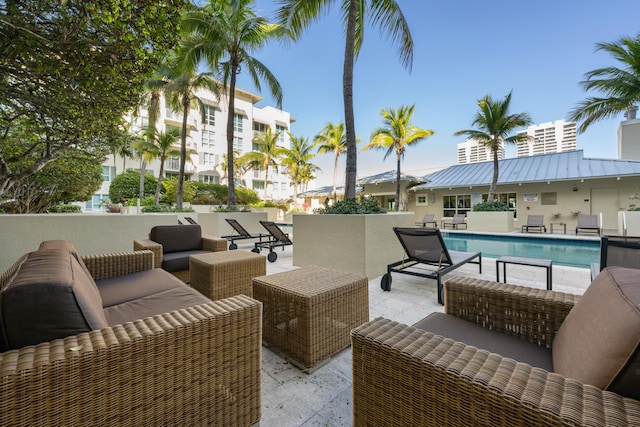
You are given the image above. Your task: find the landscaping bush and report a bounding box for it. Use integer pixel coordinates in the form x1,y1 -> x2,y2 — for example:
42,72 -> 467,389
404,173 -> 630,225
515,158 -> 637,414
472,200 -> 510,211
315,196 -> 382,214
141,204 -> 170,213
47,204 -> 82,213
109,169 -> 157,204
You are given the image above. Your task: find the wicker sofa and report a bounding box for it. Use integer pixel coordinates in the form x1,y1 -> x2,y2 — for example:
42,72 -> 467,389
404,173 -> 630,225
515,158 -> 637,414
352,269 -> 640,426
133,224 -> 228,282
0,240 -> 262,427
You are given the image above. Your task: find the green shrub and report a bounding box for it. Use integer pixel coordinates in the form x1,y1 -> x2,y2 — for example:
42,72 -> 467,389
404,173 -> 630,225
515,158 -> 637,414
316,196 -> 382,214
48,204 -> 82,213
628,194 -> 640,211
172,207 -> 195,212
472,200 -> 510,211
142,204 -> 170,213
109,169 -> 157,204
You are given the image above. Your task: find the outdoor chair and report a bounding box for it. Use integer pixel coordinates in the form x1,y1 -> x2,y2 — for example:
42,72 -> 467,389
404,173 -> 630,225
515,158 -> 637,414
576,213 -> 600,235
251,220 -> 293,262
590,234 -> 640,279
441,213 -> 467,229
380,227 -> 481,304
521,214 -> 547,233
415,213 -> 437,228
222,218 -> 269,250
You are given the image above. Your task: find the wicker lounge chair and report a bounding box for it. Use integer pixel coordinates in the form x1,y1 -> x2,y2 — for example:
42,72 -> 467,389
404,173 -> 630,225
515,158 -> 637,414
415,213 -> 437,228
251,220 -> 293,262
521,214 -> 547,233
352,269 -> 640,427
576,213 -> 600,235
441,213 -> 467,229
222,218 -> 269,250
590,234 -> 640,279
380,227 -> 481,304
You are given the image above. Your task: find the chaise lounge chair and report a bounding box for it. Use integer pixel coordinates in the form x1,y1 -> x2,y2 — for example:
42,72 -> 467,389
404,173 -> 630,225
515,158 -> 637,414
251,220 -> 293,262
576,213 -> 600,235
222,218 -> 269,250
590,234 -> 640,279
415,213 -> 437,228
380,227 -> 481,304
521,214 -> 547,233
441,213 -> 467,229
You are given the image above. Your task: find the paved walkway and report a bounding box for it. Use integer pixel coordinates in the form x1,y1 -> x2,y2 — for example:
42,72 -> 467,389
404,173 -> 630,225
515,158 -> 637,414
251,243 -> 591,427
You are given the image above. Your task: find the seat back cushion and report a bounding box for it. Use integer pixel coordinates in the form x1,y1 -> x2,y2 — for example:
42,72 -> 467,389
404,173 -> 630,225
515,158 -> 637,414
150,224 -> 202,253
38,240 -> 97,288
552,266 -> 640,400
0,249 -> 109,350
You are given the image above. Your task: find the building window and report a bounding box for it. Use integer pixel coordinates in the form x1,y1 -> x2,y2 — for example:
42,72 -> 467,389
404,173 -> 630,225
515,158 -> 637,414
281,182 -> 287,190
102,166 -> 116,182
443,195 -> 471,217
252,142 -> 260,151
233,136 -> 243,152
166,124 -> 181,135
199,175 -> 219,184
203,152 -> 215,166
203,105 -> 215,127
233,113 -> 243,133
276,125 -> 286,143
416,195 -> 428,206
253,121 -> 267,132
252,181 -> 265,190
201,130 -> 215,150
86,194 -> 109,211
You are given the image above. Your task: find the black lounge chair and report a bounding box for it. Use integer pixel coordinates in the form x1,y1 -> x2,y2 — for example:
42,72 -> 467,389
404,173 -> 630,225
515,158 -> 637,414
522,215 -> 547,233
251,220 -> 293,262
590,235 -> 640,279
381,227 -> 482,305
576,214 -> 600,235
222,218 -> 268,250
441,213 -> 467,229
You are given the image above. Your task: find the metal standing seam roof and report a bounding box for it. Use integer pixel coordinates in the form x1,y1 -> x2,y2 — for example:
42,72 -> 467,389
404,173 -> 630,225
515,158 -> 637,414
411,150 -> 640,191
357,170 -> 426,185
297,185 -> 363,197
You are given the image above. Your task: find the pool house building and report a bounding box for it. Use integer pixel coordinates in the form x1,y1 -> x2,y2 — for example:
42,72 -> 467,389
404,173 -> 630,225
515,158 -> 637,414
359,150 -> 640,233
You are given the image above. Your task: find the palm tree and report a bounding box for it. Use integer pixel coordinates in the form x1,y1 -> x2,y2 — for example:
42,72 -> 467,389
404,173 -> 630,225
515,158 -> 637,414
181,0 -> 284,209
276,0 -> 413,200
363,104 -> 434,211
454,92 -> 532,201
314,122 -> 347,202
281,134 -> 319,206
159,58 -> 218,208
569,34 -> 640,133
132,136 -> 159,206
143,128 -> 181,205
239,128 -> 284,199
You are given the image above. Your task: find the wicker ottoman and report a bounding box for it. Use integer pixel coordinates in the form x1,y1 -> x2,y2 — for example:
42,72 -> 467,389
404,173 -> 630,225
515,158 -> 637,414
190,250 -> 266,300
252,266 -> 369,371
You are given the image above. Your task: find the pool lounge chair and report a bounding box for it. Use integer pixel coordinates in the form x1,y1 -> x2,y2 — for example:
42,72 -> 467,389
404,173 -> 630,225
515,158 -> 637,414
222,218 -> 268,250
441,213 -> 467,229
415,213 -> 437,228
522,214 -> 547,233
251,220 -> 293,262
381,227 -> 482,305
590,235 -> 640,279
576,214 -> 600,235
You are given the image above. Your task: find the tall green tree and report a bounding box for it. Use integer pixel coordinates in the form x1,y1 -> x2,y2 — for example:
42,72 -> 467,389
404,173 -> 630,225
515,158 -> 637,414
454,92 -> 532,201
314,122 -> 348,202
240,128 -> 285,199
569,34 -> 640,132
363,104 -> 434,211
181,0 -> 284,209
132,136 -> 160,206
0,0 -> 186,199
158,58 -> 219,208
281,134 -> 319,206
144,128 -> 182,205
276,0 -> 413,200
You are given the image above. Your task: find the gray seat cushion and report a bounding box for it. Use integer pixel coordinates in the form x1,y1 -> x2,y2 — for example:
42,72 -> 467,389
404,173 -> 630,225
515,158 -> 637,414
150,224 -> 202,253
413,312 -> 553,372
97,269 -> 189,307
161,250 -> 212,273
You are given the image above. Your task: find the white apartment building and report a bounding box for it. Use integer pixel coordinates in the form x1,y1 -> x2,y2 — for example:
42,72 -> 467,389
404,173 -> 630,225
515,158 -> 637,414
516,119 -> 577,157
457,138 -> 504,164
86,86 -> 295,211
618,107 -> 640,160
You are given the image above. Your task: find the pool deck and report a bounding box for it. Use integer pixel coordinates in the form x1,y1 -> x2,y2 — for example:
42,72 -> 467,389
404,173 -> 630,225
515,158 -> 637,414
255,241 -> 591,426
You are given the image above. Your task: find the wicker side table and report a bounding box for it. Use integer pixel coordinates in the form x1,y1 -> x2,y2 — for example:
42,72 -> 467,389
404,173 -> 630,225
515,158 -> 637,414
190,250 -> 266,300
252,265 -> 369,371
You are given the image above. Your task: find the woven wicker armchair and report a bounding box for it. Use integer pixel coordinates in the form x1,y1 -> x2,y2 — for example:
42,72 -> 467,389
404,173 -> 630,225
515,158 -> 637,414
0,251 -> 262,427
352,276 -> 640,427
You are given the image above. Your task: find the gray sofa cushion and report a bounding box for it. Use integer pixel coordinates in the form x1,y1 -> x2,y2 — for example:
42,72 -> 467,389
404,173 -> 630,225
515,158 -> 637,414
413,312 -> 553,372
0,250 -> 109,350
150,224 -> 202,254
161,249 -> 212,273
97,268 -> 189,307
553,266 -> 640,400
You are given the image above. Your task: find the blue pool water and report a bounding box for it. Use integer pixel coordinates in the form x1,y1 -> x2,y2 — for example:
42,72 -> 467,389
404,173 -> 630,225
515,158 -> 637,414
441,232 -> 599,269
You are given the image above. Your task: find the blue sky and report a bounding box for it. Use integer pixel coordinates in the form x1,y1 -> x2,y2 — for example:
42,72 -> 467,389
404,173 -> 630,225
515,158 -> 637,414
236,1 -> 640,188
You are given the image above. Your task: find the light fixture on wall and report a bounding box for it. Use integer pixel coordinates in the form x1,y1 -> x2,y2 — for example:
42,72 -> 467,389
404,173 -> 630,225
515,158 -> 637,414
572,185 -> 578,192
431,193 -> 436,204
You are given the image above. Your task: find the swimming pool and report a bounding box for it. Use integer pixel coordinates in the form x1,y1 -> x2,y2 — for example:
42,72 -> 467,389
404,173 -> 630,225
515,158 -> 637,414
441,232 -> 599,269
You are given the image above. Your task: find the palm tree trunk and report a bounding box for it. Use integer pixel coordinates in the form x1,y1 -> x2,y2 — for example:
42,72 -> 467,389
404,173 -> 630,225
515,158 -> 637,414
177,96 -> 189,209
226,68 -> 238,210
343,1 -> 358,200
264,165 -> 269,199
489,148 -> 499,200
332,152 -> 339,202
139,158 -> 146,203
396,154 -> 401,211
154,154 -> 165,205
